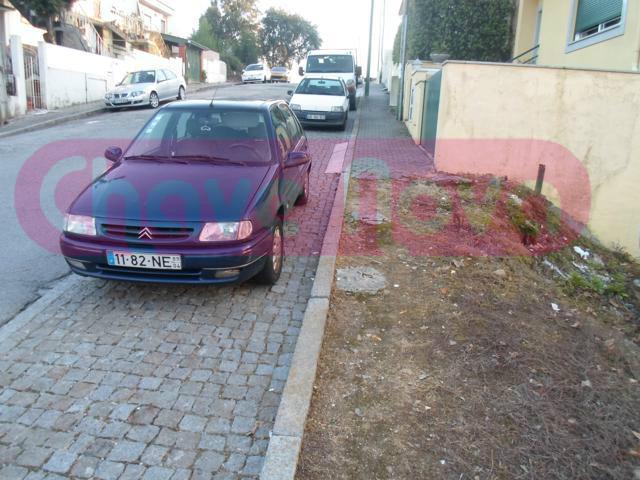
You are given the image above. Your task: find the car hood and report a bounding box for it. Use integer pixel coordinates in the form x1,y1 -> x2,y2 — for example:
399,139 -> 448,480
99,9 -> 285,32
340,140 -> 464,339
108,83 -> 155,94
291,93 -> 346,111
70,160 -> 273,223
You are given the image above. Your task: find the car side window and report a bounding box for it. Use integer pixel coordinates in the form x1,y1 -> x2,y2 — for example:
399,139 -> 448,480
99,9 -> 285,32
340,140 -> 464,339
156,70 -> 167,82
270,107 -> 292,159
279,104 -> 302,145
164,69 -> 177,80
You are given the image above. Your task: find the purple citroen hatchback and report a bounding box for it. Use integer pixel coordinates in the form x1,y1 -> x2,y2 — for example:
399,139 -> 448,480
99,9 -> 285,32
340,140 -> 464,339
60,100 -> 311,285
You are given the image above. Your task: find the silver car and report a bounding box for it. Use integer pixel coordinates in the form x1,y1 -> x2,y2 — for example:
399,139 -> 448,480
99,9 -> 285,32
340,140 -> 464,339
104,69 -> 186,110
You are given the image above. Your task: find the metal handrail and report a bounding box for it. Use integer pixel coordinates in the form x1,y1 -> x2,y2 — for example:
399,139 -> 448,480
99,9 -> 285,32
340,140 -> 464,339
511,44 -> 540,64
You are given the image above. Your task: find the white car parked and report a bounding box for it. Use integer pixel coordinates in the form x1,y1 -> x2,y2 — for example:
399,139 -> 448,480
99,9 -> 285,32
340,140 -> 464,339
104,69 -> 186,110
242,63 -> 271,83
288,77 -> 350,130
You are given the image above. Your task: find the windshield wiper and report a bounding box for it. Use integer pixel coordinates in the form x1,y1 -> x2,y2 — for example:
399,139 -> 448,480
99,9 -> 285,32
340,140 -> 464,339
123,155 -> 188,164
171,155 -> 247,166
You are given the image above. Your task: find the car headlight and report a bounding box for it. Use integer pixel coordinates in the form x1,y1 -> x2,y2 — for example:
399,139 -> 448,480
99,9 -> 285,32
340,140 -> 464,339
290,104 -> 301,111
331,106 -> 345,112
199,221 -> 253,242
105,93 -> 113,99
130,91 -> 145,97
64,214 -> 97,236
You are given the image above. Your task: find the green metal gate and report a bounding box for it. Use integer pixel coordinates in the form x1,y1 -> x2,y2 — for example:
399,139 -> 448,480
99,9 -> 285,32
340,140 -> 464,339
420,70 -> 442,157
186,46 -> 201,83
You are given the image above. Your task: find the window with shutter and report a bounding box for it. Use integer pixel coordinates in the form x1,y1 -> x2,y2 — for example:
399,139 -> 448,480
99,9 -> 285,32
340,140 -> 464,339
574,0 -> 623,39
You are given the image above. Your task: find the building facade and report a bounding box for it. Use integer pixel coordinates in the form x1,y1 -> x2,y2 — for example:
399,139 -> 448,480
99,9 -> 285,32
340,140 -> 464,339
513,0 -> 640,71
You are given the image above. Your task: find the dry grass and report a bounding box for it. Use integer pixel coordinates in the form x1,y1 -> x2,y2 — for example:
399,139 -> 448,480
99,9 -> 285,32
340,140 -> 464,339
296,175 -> 640,480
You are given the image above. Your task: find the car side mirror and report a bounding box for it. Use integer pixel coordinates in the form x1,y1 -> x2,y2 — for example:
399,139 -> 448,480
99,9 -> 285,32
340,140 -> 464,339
356,66 -> 362,77
287,90 -> 293,96
285,151 -> 309,168
104,146 -> 123,162
298,67 -> 304,76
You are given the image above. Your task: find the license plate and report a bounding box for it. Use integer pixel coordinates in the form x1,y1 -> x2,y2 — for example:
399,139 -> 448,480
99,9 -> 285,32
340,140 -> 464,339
307,114 -> 326,120
114,98 -> 128,104
107,251 -> 182,270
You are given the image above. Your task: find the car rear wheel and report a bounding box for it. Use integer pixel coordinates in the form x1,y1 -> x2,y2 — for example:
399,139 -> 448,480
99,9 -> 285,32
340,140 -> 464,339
149,92 -> 160,109
254,221 -> 284,285
178,86 -> 185,100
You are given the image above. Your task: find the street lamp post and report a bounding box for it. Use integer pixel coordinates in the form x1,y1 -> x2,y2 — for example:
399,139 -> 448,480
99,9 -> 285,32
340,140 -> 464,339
365,0 -> 375,97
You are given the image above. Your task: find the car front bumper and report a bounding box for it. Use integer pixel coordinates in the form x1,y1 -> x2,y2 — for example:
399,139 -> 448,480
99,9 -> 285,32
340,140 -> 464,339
60,229 -> 273,284
242,75 -> 264,82
293,110 -> 347,127
104,92 -> 150,108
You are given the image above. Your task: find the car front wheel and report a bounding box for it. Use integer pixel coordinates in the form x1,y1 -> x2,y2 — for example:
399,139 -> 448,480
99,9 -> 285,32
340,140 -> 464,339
254,221 -> 284,285
349,94 -> 357,111
178,86 -> 185,100
296,170 -> 310,205
149,92 -> 160,109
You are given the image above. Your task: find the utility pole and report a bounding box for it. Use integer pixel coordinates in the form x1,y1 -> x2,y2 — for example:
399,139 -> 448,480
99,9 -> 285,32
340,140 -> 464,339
396,0 -> 409,120
378,0 -> 386,82
365,0 -> 375,96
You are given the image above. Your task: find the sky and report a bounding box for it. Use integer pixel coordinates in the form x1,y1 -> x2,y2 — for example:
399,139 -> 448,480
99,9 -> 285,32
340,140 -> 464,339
170,0 -> 402,73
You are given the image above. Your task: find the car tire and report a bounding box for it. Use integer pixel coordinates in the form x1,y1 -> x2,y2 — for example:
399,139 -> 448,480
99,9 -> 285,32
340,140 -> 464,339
254,221 -> 284,285
295,170 -> 310,206
178,86 -> 185,101
149,92 -> 160,109
349,94 -> 357,111
263,76 -> 267,83
339,113 -> 348,131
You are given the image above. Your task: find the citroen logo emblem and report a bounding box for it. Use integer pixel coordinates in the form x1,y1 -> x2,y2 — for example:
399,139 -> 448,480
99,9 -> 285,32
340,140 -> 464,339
138,227 -> 153,240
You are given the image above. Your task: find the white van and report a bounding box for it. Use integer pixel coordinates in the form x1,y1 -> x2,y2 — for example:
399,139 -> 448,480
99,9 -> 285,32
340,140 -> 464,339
299,50 -> 361,111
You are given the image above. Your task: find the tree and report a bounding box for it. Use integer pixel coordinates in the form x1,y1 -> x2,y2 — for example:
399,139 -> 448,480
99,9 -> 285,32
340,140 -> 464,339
11,0 -> 76,44
393,0 -> 516,63
260,8 -> 321,68
191,0 -> 261,75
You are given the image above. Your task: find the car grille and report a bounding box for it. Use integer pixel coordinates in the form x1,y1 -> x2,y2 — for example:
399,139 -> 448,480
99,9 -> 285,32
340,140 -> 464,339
113,93 -> 128,99
101,223 -> 195,242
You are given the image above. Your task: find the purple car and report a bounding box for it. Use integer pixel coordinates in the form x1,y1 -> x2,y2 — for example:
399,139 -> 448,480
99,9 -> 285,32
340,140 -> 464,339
60,100 -> 311,285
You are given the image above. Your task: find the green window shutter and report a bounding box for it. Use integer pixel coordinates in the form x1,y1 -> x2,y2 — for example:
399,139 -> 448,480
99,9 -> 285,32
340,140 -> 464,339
575,0 -> 623,33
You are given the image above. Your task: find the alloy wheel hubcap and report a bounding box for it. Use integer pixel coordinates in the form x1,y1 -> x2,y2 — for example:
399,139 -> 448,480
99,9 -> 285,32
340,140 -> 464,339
272,227 -> 282,273
151,95 -> 158,107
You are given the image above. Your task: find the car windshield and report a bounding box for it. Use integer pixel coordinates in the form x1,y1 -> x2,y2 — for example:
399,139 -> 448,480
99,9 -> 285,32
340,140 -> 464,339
306,55 -> 354,74
246,64 -> 263,71
125,108 -> 273,165
120,70 -> 156,85
295,78 -> 345,96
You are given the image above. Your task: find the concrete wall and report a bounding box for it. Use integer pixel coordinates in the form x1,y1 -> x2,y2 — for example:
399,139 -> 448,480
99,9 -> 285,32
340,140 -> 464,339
515,0 -> 640,71
202,50 -> 227,84
434,61 -> 640,257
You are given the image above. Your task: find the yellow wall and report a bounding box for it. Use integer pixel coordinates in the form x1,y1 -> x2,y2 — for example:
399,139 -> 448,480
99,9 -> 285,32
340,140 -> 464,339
513,0 -> 540,57
434,61 -> 640,257
515,0 -> 640,71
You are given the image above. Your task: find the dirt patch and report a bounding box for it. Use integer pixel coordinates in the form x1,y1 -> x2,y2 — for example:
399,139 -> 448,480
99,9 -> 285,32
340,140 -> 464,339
296,175 -> 640,480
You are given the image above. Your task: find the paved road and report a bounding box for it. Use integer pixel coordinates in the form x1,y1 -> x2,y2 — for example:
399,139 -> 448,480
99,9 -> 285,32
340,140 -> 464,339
0,82 -> 297,326
0,82 -> 355,479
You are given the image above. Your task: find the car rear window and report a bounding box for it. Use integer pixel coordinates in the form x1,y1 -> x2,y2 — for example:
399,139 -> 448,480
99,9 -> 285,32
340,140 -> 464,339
125,109 -> 272,165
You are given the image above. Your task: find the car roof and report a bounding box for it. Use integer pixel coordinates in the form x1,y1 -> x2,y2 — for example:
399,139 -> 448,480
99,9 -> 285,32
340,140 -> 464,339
162,100 -> 283,112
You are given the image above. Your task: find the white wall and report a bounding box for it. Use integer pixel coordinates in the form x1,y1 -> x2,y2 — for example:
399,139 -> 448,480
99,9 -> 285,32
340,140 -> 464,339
39,42 -> 181,110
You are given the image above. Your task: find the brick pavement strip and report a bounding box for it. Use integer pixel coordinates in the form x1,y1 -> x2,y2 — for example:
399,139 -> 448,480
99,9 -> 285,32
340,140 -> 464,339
0,123 -> 352,478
